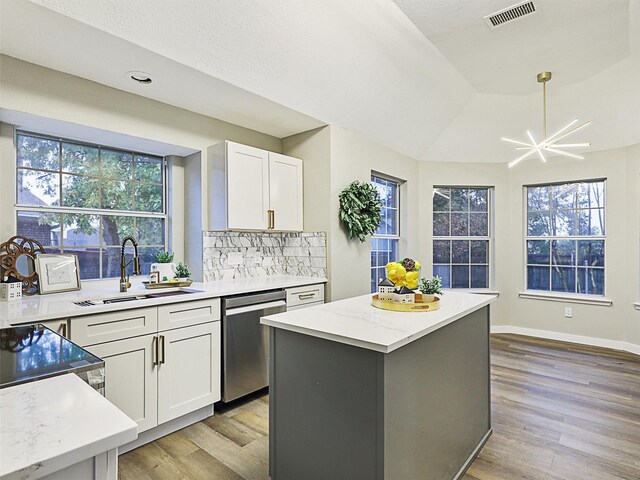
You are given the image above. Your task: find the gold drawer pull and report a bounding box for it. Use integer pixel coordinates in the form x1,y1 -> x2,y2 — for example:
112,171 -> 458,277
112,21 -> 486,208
152,336 -> 158,366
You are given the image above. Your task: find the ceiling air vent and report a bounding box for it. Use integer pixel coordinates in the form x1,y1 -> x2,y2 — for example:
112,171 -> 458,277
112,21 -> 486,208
483,1 -> 536,28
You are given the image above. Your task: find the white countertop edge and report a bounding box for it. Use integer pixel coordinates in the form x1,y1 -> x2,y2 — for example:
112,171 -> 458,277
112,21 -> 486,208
0,374 -> 138,480
261,293 -> 497,353
2,276 -> 327,327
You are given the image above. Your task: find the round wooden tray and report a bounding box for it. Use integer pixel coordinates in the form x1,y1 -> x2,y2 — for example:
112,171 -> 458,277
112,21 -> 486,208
371,293 -> 440,312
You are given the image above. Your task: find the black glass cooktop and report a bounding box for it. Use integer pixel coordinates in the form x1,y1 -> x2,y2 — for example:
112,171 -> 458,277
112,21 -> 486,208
0,324 -> 103,388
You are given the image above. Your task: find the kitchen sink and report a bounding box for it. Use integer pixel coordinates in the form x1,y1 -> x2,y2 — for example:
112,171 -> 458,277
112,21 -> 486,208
74,288 -> 203,307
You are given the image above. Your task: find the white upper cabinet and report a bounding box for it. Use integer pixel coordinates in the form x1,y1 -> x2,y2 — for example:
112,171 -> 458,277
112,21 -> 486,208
226,142 -> 270,230
269,152 -> 303,231
210,141 -> 303,231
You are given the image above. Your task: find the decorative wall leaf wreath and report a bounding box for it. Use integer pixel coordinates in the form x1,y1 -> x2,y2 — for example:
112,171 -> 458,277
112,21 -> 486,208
338,181 -> 382,242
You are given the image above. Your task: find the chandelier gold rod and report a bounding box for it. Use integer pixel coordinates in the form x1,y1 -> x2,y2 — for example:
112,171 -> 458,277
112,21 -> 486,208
543,79 -> 547,138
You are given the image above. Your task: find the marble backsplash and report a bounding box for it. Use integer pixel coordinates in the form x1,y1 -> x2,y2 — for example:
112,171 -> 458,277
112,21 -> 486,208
202,231 -> 327,282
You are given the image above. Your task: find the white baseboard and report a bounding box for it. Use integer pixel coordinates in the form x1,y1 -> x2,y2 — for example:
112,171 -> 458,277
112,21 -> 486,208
490,325 -> 640,356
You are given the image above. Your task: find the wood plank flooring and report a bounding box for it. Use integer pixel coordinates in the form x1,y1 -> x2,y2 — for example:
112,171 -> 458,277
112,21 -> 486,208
119,334 -> 640,480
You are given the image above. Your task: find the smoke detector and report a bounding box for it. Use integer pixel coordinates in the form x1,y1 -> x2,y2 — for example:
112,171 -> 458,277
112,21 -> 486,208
484,1 -> 537,28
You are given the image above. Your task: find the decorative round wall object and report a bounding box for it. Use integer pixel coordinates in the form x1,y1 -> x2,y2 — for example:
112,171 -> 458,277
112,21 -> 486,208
338,181 -> 382,242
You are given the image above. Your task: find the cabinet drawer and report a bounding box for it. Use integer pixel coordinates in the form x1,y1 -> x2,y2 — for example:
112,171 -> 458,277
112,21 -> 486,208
158,298 -> 221,331
286,283 -> 325,308
71,307 -> 158,347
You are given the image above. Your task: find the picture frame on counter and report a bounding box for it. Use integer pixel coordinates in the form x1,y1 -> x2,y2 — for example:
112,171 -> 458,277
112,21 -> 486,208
35,254 -> 82,294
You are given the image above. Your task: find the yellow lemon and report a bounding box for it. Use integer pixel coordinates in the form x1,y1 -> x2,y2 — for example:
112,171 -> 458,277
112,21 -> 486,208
385,262 -> 397,271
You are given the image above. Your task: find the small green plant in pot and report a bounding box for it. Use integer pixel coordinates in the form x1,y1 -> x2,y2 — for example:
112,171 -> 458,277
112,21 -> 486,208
154,251 -> 174,263
150,251 -> 175,282
418,276 -> 443,301
174,262 -> 191,281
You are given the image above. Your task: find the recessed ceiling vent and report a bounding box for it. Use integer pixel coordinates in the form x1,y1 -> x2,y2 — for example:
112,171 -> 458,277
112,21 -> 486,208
483,1 -> 537,28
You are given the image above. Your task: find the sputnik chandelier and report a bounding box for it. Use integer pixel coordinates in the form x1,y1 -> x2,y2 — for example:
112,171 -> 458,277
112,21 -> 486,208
502,71 -> 591,168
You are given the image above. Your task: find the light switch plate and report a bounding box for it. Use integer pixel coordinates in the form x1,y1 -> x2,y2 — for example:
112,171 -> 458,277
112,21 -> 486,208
227,251 -> 243,266
564,307 -> 573,318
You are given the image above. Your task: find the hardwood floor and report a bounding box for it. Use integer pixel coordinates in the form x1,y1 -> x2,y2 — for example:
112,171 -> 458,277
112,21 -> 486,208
119,334 -> 640,479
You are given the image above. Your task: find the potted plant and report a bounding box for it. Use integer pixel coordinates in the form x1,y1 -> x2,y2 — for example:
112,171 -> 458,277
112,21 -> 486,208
418,276 -> 443,303
174,262 -> 191,282
150,251 -> 175,282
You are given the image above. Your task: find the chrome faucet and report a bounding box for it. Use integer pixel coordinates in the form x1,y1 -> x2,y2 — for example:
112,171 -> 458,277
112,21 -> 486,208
120,236 -> 141,292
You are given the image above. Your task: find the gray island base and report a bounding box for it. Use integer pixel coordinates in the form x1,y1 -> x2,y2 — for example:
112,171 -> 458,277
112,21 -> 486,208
262,292 -> 495,480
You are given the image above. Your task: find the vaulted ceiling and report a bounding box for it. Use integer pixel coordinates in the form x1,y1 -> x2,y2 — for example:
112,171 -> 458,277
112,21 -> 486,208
1,0 -> 639,163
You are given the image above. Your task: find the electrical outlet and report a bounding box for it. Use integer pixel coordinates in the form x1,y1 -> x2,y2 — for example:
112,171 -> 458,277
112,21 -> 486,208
564,307 -> 573,318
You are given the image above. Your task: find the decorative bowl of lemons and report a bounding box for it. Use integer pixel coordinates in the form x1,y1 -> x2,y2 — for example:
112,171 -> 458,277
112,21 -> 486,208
385,258 -> 421,290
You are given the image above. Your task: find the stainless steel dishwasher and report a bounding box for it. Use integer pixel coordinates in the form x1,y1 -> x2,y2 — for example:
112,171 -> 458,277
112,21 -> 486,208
222,289 -> 286,402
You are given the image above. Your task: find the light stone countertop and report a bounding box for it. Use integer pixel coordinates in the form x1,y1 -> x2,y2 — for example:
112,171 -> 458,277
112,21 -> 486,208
0,276 -> 326,328
261,290 -> 497,353
0,373 -> 137,480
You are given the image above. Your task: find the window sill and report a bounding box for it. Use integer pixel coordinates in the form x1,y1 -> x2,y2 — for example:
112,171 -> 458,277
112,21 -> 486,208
518,291 -> 612,306
443,288 -> 500,296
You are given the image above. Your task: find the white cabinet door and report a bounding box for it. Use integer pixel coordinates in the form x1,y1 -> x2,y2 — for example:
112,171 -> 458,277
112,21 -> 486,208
86,335 -> 158,433
269,152 -> 303,231
227,141 -> 269,230
157,321 -> 221,424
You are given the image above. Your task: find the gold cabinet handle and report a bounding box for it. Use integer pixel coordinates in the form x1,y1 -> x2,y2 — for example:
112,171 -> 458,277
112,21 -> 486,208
60,323 -> 67,338
160,335 -> 166,364
152,336 -> 158,366
298,293 -> 315,300
268,210 -> 275,229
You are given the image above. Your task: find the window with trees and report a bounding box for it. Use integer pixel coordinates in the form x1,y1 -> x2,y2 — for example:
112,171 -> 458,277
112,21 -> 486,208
526,180 -> 605,295
432,187 -> 492,289
15,132 -> 167,280
370,175 -> 400,293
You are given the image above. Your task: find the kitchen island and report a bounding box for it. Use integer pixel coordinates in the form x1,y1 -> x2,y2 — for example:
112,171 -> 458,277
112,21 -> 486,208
261,290 -> 496,480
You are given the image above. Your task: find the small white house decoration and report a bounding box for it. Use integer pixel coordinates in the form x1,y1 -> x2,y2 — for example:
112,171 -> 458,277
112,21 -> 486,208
377,278 -> 395,301
394,286 -> 415,304
1,282 -> 22,302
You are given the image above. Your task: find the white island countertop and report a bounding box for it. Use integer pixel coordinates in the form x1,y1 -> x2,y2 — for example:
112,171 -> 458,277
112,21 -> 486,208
0,276 -> 326,328
261,290 -> 496,353
0,373 -> 137,480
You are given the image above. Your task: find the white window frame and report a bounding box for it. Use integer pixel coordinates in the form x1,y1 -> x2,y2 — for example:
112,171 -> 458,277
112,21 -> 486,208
370,173 -> 402,292
432,186 -> 494,290
14,130 -> 168,280
523,178 -> 606,298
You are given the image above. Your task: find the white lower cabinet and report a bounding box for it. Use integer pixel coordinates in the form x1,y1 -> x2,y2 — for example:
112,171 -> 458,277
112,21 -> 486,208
157,321 -> 221,424
86,335 -> 158,433
74,299 -> 221,436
